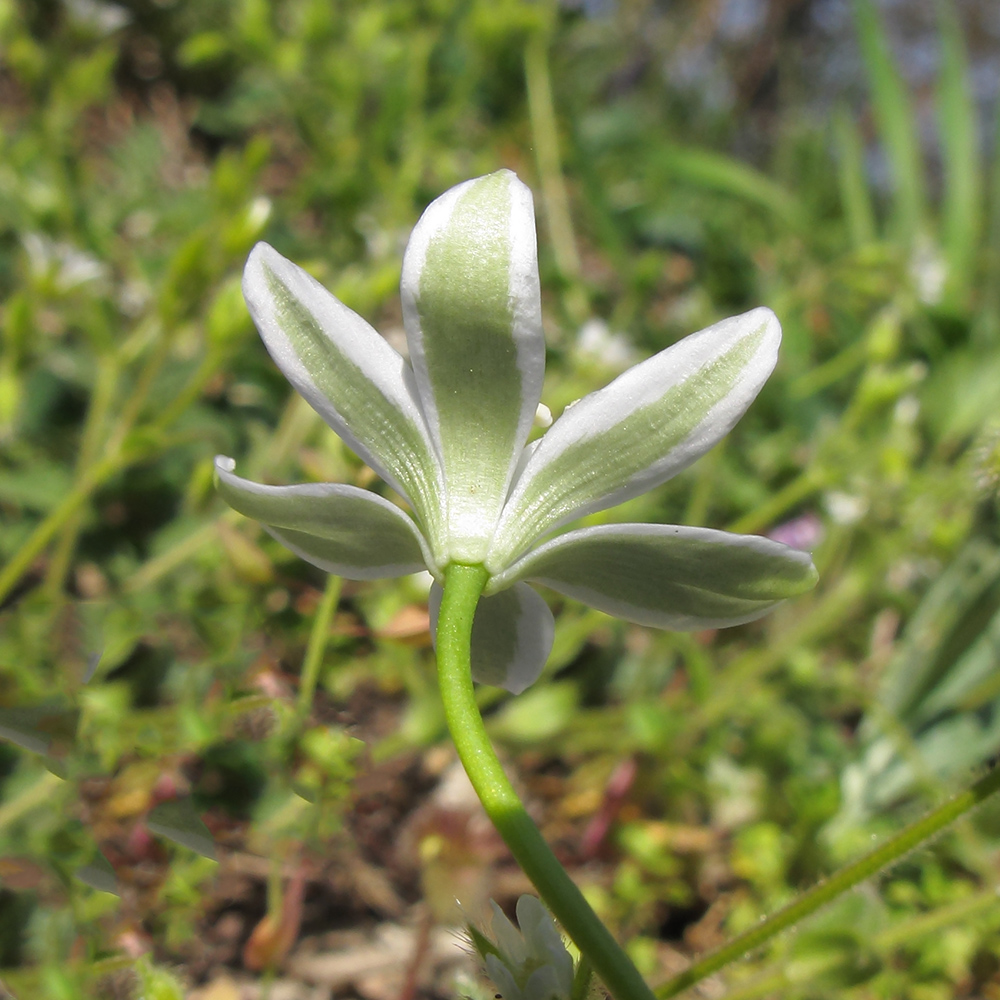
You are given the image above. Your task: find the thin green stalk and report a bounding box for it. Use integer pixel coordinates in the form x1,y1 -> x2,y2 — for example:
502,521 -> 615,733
436,563 -> 656,1000
691,571 -> 865,731
709,881 -> 1000,1000
0,452 -> 123,606
656,764 -> 1000,998
125,512 -> 240,593
2,316 -> 234,605
111,326 -> 173,443
126,393 -> 321,595
788,338 -> 868,400
1,323 -> 174,605
297,574 -> 342,717
43,353 -> 120,597
525,31 -> 580,281
572,955 -> 594,1000
683,443 -> 722,527
726,467 -> 827,536
148,356 -> 221,434
524,29 -> 588,324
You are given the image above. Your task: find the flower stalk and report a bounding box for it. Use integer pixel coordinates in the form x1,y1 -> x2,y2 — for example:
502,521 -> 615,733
436,562 -> 657,1000
296,573 -> 342,718
656,762 -> 1000,998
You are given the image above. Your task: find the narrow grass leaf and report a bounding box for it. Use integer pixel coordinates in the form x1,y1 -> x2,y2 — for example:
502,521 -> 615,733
853,0 -> 926,243
936,0 -> 981,308
833,106 -> 877,247
147,798 -> 218,861
654,147 -> 805,230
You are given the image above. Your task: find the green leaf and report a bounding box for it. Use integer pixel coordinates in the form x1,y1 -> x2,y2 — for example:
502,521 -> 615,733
833,106 -> 877,247
75,853 -> 119,896
0,706 -> 79,758
147,799 -> 217,861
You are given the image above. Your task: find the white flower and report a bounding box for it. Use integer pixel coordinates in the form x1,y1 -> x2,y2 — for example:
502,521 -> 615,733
216,170 -> 817,693
481,896 -> 574,1000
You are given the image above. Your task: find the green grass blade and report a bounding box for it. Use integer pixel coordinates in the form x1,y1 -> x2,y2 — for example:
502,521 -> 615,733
833,105 -> 878,247
852,0 -> 926,244
978,70 -> 1000,343
655,146 -> 806,230
936,0 -> 981,308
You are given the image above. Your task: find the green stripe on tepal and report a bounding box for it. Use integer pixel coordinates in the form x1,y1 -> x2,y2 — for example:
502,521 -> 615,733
493,523 -> 818,628
242,244 -> 446,559
215,457 -> 434,578
402,171 -> 545,564
488,308 -> 780,571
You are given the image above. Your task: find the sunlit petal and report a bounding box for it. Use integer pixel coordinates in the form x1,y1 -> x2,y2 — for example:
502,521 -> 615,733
242,243 -> 445,554
493,522 -> 817,629
488,308 -> 780,571
402,170 -> 544,563
215,457 -> 433,579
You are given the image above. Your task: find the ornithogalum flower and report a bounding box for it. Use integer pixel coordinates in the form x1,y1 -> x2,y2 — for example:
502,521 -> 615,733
476,895 -> 575,1000
216,170 -> 817,693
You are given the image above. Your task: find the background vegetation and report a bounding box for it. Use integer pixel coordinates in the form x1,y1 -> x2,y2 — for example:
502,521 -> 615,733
2,0 -> 1000,996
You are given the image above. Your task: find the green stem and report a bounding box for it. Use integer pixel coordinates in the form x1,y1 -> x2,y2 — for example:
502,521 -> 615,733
524,28 -> 588,325
720,884 -> 1000,1000
297,574 -> 342,717
0,452 -> 123,607
726,467 -> 826,536
125,512 -> 239,593
436,563 -> 656,1000
43,352 -> 120,597
525,32 -> 580,282
656,763 -> 1000,998
572,956 -> 595,1000
0,323 -> 176,606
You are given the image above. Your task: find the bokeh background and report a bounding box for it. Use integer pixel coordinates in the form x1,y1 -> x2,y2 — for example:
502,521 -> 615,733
3,0 -> 1000,997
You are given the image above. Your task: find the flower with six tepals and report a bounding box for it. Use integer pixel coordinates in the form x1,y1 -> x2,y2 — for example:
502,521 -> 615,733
216,170 -> 817,693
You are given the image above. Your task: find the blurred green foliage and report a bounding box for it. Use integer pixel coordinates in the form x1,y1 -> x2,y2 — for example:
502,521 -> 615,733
1,0 -> 1000,997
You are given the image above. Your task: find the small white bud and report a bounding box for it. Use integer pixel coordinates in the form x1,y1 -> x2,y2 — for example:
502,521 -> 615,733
534,403 -> 553,429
